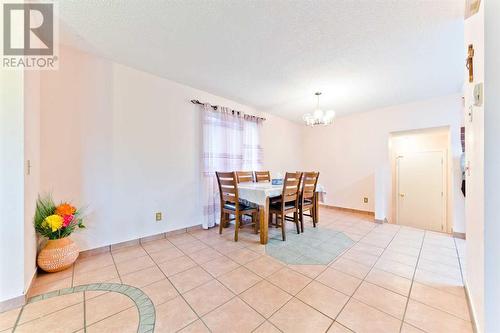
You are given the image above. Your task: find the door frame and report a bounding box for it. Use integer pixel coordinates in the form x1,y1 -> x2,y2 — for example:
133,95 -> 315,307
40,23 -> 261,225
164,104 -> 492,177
395,149 -> 448,232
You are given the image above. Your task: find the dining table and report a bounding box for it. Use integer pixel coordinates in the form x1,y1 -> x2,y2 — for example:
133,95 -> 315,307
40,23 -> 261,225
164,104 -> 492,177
238,182 -> 325,244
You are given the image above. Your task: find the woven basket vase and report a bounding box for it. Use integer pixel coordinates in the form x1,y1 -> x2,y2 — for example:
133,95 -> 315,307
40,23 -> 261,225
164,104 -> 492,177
37,237 -> 79,273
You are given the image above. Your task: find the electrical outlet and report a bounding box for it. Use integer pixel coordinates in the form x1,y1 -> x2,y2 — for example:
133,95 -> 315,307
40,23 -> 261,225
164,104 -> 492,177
363,197 -> 368,203
155,212 -> 162,221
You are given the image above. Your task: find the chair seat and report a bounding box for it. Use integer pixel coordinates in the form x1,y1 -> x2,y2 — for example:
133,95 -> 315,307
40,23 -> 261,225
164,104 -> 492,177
224,202 -> 255,212
270,202 -> 297,212
301,199 -> 314,206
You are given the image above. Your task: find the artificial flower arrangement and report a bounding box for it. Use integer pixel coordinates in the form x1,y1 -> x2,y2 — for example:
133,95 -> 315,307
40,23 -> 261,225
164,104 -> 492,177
34,195 -> 85,272
34,195 -> 85,239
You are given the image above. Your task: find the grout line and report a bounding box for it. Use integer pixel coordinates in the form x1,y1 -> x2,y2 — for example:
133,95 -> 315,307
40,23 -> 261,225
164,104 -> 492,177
11,305 -> 24,332
398,230 -> 426,333
83,291 -> 87,333
109,250 -> 123,284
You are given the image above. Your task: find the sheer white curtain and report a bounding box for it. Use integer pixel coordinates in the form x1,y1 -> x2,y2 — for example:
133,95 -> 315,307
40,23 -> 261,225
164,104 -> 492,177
201,104 -> 263,229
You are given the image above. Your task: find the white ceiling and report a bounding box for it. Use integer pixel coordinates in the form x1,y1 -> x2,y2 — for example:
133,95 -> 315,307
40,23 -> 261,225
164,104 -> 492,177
56,0 -> 464,121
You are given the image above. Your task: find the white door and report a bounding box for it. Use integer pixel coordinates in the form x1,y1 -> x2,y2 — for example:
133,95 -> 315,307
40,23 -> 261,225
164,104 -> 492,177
397,151 -> 445,232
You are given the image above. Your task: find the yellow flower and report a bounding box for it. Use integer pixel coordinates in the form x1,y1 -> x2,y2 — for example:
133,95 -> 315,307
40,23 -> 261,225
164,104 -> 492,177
42,214 -> 63,232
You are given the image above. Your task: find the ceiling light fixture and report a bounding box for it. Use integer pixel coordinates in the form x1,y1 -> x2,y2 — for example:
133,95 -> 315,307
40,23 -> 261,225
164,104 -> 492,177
302,92 -> 335,127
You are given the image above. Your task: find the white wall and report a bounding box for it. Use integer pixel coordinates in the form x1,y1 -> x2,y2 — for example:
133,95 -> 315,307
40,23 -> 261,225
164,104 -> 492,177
302,94 -> 464,233
484,1 -> 500,332
39,46 -> 303,251
463,1 -> 484,330
0,71 -> 25,305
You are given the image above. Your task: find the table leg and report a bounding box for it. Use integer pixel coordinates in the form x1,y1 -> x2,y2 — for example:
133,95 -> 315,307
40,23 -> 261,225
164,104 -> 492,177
259,197 -> 269,244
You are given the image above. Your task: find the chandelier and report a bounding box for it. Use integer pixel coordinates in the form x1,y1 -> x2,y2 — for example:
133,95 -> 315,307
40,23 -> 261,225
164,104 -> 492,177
302,92 -> 336,126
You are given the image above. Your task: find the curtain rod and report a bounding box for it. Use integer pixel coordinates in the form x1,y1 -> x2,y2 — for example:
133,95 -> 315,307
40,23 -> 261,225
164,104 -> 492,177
190,99 -> 266,121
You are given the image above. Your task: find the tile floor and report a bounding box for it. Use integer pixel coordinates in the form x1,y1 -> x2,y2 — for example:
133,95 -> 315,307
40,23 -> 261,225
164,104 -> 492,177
0,208 -> 471,333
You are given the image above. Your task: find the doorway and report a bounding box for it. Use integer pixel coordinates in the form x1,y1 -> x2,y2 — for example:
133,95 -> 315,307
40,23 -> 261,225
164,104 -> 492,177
389,127 -> 450,232
396,150 -> 445,231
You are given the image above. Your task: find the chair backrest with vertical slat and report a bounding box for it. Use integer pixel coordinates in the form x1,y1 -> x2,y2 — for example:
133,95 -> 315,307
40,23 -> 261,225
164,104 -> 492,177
236,171 -> 254,183
216,171 -> 239,205
254,171 -> 271,182
301,172 -> 319,201
281,172 -> 302,206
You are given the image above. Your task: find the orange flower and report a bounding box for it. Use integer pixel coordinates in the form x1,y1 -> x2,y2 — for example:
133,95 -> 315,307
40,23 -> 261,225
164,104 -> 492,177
55,203 -> 76,216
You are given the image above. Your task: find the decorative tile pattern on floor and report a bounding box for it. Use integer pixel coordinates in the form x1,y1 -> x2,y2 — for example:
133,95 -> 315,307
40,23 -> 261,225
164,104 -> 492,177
266,228 -> 354,264
21,283 -> 155,333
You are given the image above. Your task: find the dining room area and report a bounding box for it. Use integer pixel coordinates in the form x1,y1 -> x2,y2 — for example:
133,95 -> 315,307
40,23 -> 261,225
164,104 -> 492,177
1,1 -> 487,332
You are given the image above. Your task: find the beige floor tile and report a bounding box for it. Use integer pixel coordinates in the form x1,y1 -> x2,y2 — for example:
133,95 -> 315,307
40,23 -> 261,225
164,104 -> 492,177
225,248 -> 261,265
365,268 -> 412,296
316,268 -> 362,296
73,264 -> 118,285
141,278 -> 179,306
417,258 -> 463,280
167,232 -> 198,245
19,293 -> 82,324
176,240 -> 209,254
269,298 -> 333,333
342,249 -> 379,267
244,256 -> 284,278
178,319 -> 210,333
327,322 -> 354,332
351,243 -> 385,256
352,281 -> 407,319
28,277 -> 72,297
337,299 -> 401,333
401,323 -> 426,333
85,291 -> 135,325
404,300 -> 473,333
410,282 -> 470,320
375,258 -> 415,279
115,255 -> 155,275
414,268 -> 465,297
87,307 -> 138,333
169,266 -> 213,293
297,280 -> 349,319
253,321 -> 281,333
201,256 -> 239,277
330,258 -> 371,279
188,248 -> 223,264
202,297 -> 264,333
16,303 -> 84,333
240,280 -> 292,318
148,246 -> 184,264
217,266 -> 262,294
158,255 -> 197,277
0,307 -> 21,331
184,279 -> 234,316
267,267 -> 312,295
120,266 -> 165,288
381,250 -> 418,266
111,245 -> 148,263
74,253 -> 114,274
32,267 -> 73,287
141,238 -> 174,254
287,264 -> 326,279
155,296 -> 198,333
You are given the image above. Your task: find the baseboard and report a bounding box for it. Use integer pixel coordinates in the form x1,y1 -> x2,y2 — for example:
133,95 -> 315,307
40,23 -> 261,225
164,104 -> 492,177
320,204 -> 375,217
464,282 -> 479,333
453,231 -> 466,239
374,218 -> 388,224
80,224 -> 203,257
0,294 -> 25,313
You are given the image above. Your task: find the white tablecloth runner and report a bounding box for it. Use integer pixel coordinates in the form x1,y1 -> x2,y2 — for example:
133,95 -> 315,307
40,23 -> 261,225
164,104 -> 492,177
238,182 -> 325,206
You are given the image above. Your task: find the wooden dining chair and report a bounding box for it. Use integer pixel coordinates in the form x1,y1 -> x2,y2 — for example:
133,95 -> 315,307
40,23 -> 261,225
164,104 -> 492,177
216,172 -> 258,241
299,172 -> 320,232
254,171 -> 271,182
269,172 -> 302,241
236,171 -> 254,183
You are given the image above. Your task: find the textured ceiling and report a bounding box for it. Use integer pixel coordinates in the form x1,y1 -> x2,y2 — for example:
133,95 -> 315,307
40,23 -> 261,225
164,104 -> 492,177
56,0 -> 464,121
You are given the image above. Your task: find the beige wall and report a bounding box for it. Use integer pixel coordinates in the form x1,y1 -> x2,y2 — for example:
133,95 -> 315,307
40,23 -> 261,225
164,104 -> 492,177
463,1 -> 484,330
39,46 -> 303,251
